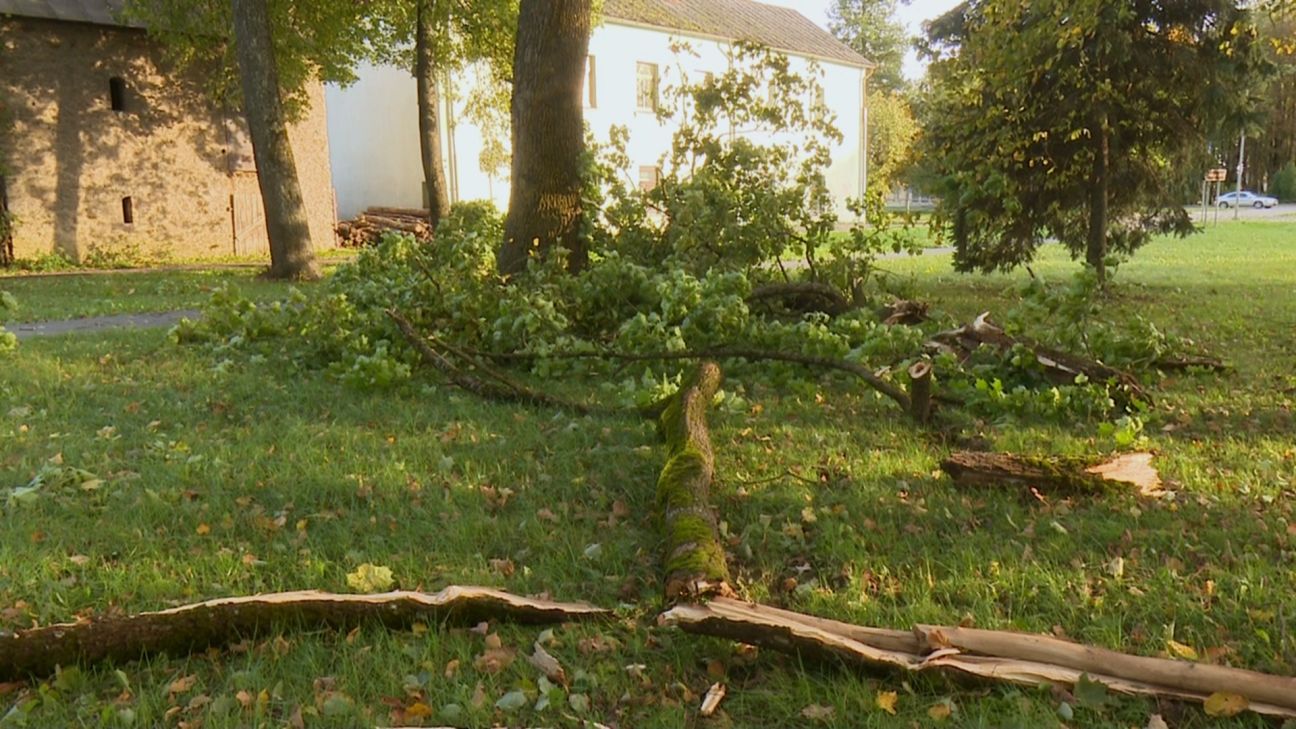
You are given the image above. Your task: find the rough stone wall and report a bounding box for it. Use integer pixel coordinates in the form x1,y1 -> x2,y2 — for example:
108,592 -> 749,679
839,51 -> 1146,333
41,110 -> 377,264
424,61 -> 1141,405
0,16 -> 336,262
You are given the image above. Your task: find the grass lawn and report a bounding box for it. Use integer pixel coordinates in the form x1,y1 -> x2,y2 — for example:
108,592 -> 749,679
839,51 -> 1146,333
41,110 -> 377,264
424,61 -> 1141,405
1,222 -> 1293,728
0,269 -> 302,324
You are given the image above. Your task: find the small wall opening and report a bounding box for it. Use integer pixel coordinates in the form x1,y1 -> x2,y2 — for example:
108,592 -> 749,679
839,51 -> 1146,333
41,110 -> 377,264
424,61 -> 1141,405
121,196 -> 134,225
109,77 -> 126,112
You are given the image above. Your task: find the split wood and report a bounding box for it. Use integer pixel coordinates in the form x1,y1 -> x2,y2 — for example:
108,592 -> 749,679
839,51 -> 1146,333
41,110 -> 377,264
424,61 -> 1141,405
661,598 -> 1296,718
0,587 -> 608,682
942,451 -> 1163,495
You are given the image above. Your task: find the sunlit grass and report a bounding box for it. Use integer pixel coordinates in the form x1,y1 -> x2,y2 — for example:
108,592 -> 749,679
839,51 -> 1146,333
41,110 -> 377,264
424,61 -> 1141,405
0,222 -> 1292,728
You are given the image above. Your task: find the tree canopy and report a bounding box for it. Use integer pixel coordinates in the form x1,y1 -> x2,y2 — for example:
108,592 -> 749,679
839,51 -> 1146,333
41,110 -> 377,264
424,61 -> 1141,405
918,0 -> 1269,282
827,0 -> 910,92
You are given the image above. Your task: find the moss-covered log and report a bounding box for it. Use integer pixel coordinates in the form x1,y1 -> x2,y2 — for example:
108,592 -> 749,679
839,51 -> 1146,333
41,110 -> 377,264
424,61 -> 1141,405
0,587 -> 608,682
941,451 -> 1161,495
656,362 -> 734,600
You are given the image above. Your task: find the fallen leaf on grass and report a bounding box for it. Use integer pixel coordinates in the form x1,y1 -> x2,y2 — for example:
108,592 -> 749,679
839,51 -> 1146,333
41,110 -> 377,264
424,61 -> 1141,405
528,643 -> 566,684
928,701 -> 953,721
495,689 -> 528,712
167,674 -> 197,697
802,704 -> 835,721
875,690 -> 898,715
1203,692 -> 1248,717
1167,639 -> 1199,661
1146,714 -> 1169,729
345,563 -> 394,592
474,634 -> 516,674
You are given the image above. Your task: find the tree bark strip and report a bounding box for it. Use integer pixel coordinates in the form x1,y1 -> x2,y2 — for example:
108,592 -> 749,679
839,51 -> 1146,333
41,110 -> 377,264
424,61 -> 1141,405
416,0 -> 452,228
660,598 -> 1296,718
499,0 -> 592,275
230,0 -> 318,280
941,451 -> 1161,495
0,587 -> 608,682
656,362 -> 734,600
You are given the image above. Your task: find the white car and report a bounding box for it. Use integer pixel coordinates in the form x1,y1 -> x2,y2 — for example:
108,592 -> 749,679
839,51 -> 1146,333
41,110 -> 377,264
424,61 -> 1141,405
1217,191 -> 1278,208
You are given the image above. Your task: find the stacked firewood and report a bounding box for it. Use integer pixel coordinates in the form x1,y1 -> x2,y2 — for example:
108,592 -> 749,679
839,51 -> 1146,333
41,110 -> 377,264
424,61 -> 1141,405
335,207 -> 433,247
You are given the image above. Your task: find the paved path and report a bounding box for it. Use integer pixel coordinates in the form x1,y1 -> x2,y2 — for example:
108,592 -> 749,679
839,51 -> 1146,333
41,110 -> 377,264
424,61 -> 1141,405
10,309 -> 200,340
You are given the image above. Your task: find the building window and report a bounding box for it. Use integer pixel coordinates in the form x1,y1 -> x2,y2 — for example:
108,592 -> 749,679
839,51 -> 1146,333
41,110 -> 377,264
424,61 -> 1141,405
585,55 -> 598,108
109,77 -> 126,112
121,196 -> 134,224
635,62 -> 659,112
638,165 -> 661,192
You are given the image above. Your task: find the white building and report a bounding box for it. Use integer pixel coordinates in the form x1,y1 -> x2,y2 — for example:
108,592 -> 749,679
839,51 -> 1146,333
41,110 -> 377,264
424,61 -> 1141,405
326,0 -> 872,220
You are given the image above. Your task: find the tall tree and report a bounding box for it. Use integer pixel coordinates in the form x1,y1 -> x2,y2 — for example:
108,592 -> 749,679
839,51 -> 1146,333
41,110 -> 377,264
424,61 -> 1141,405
415,0 -> 453,224
498,0 -> 592,276
918,0 -> 1267,284
828,0 -> 910,92
230,0 -> 318,279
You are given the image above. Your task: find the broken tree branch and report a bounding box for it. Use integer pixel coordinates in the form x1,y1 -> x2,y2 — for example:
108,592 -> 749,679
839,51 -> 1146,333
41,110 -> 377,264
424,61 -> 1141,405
656,362 -> 734,600
907,361 -> 933,424
0,587 -> 609,682
941,451 -> 1162,496
928,312 -> 1148,403
747,282 -> 852,317
660,598 -> 1296,718
388,309 -> 595,414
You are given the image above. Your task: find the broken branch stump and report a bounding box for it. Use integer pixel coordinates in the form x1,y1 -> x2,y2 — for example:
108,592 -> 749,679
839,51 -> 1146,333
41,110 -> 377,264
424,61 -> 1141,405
0,587 -> 608,682
656,362 -> 734,600
907,360 -> 933,424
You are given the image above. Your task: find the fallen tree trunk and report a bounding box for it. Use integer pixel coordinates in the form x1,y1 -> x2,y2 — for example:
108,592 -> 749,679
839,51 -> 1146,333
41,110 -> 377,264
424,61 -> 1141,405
941,451 -> 1162,495
661,598 -> 1296,718
0,587 -> 608,682
656,362 -> 734,600
1153,355 -> 1228,373
928,312 -> 1148,403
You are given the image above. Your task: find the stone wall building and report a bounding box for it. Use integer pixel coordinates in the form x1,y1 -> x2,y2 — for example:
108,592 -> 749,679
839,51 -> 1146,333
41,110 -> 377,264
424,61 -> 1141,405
0,0 -> 336,263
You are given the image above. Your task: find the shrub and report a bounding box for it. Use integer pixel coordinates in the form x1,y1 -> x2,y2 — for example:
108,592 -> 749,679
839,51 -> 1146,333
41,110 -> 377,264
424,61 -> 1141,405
1272,162 -> 1296,203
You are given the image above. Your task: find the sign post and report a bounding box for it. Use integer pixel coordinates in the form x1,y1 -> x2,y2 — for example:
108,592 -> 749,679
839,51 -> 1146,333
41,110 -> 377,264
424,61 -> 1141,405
1204,168 -> 1227,225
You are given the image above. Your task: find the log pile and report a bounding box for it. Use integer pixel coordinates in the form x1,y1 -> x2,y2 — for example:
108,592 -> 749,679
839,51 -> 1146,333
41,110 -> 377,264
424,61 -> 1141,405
336,207 -> 433,247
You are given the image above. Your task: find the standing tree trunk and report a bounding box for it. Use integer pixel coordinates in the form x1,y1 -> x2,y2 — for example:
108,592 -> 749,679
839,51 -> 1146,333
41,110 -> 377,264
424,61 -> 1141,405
1086,116 -> 1109,285
416,0 -> 452,228
230,0 -> 319,280
498,0 -> 592,276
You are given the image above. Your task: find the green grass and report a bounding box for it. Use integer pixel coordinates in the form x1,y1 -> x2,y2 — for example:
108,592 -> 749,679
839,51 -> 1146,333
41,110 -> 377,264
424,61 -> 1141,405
0,270 -> 301,324
1,223 -> 1294,728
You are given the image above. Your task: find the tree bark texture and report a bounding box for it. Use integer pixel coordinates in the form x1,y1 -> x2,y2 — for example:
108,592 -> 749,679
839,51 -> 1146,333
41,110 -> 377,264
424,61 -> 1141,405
656,362 -> 734,600
941,451 -> 1162,495
907,361 -> 933,424
230,0 -> 318,280
416,0 -> 452,228
1087,117 -> 1109,284
660,598 -> 1296,718
0,175 -> 13,266
0,587 -> 608,681
499,0 -> 591,276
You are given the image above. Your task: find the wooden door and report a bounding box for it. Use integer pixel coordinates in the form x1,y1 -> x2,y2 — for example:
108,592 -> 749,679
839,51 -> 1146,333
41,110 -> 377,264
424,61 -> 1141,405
230,173 -> 267,255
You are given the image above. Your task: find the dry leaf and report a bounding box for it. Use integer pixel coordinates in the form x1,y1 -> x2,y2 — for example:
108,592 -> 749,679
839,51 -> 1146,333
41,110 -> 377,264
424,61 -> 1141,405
928,702 -> 953,721
474,636 -> 516,674
700,682 -> 726,717
1203,692 -> 1248,717
1145,714 -> 1169,729
167,675 -> 197,697
875,690 -> 898,715
801,704 -> 835,721
1166,639 -> 1199,661
528,643 -> 566,684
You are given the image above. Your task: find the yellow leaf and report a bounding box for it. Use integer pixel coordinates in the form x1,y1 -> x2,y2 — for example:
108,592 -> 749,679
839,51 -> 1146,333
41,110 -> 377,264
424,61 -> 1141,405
404,702 -> 433,718
195,523 -> 211,536
1203,692 -> 1248,717
1167,639 -> 1199,661
345,563 -> 394,593
875,690 -> 898,715
928,702 -> 953,721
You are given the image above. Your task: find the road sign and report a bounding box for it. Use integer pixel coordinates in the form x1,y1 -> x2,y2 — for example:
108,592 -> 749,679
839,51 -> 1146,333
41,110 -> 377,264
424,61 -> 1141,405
1205,168 -> 1228,182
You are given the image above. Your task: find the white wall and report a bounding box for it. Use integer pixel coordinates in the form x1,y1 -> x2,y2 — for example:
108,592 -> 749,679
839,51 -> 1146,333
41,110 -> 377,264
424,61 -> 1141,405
326,23 -> 867,221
